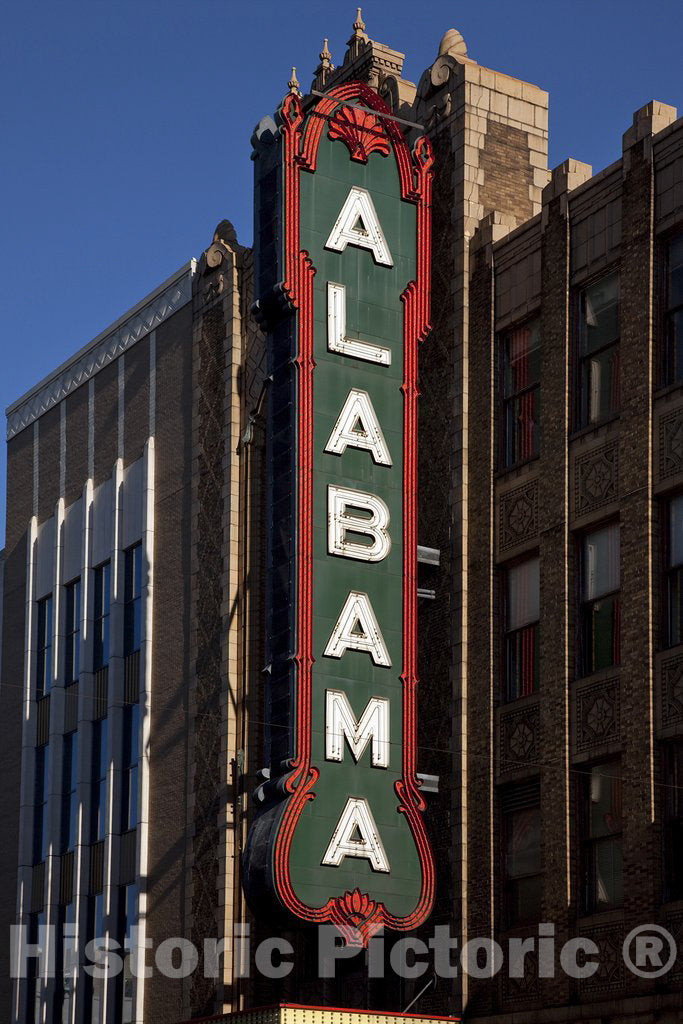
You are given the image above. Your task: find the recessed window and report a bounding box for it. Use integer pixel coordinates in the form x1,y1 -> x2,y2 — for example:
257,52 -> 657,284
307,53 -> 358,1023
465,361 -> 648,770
89,892 -> 105,1022
61,732 -> 78,853
93,563 -> 111,672
57,901 -> 77,1024
64,579 -> 81,685
580,761 -> 623,912
663,233 -> 683,385
580,523 -> 620,676
91,719 -> 108,843
124,544 -> 142,657
578,273 -> 620,427
502,319 -> 541,467
118,882 -> 137,1023
36,596 -> 53,698
502,782 -> 542,926
504,556 -> 540,700
121,703 -> 139,833
664,742 -> 683,901
27,910 -> 46,1022
666,495 -> 683,647
33,745 -> 49,864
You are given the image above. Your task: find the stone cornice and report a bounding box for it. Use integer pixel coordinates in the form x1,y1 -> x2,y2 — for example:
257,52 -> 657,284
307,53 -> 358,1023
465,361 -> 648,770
6,261 -> 196,440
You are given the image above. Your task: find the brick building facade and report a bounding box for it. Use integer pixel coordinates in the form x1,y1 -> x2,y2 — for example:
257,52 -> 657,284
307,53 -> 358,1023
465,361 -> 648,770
2,12 -> 683,1024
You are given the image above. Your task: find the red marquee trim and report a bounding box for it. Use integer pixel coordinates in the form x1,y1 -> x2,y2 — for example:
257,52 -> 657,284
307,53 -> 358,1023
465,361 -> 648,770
273,84 -> 435,947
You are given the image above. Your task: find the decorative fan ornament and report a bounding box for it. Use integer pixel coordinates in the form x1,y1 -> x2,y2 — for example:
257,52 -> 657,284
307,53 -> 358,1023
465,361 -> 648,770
328,104 -> 391,163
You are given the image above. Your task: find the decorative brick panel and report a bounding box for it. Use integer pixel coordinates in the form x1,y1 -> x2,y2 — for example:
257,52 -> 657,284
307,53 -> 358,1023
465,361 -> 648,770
664,910 -> 683,983
499,479 -> 538,553
575,677 -> 621,752
661,652 -> 683,727
578,924 -> 625,996
501,945 -> 540,1004
500,703 -> 540,773
659,406 -> 683,480
574,440 -> 619,516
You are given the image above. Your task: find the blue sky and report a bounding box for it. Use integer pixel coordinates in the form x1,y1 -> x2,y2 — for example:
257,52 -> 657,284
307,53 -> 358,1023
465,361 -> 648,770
1,0 -> 682,544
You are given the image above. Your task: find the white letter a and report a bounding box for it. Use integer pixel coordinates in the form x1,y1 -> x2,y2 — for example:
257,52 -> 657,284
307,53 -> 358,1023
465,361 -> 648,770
325,187 -> 393,266
322,797 -> 390,872
323,591 -> 391,667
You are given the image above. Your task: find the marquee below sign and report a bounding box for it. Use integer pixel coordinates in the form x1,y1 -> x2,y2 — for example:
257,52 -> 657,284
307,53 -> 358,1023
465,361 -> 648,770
244,81 -> 435,947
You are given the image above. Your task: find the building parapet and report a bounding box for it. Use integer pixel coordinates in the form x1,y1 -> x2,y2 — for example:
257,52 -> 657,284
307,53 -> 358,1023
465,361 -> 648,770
6,260 -> 196,440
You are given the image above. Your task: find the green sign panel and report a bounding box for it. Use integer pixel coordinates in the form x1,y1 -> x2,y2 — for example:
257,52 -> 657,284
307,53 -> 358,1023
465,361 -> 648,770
244,81 -> 435,946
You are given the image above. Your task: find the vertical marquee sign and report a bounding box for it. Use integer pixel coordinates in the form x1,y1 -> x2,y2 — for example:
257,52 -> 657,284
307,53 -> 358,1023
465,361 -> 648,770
244,81 -> 434,946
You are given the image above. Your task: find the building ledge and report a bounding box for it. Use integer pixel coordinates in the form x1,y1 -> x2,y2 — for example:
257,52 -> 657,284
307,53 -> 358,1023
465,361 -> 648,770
175,1004 -> 460,1024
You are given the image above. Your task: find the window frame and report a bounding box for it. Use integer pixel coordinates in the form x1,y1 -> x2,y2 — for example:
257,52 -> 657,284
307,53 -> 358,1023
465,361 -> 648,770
664,493 -> 683,649
579,759 -> 623,914
499,316 -> 541,471
121,703 -> 139,834
503,554 -> 540,701
116,882 -> 138,1023
575,271 -> 621,430
93,562 -> 111,672
61,731 -> 78,854
36,594 -> 53,699
123,543 -> 142,658
33,744 -> 49,865
661,231 -> 683,387
663,741 -> 683,902
91,718 -> 108,844
500,782 -> 542,929
64,578 -> 81,685
578,522 -> 621,678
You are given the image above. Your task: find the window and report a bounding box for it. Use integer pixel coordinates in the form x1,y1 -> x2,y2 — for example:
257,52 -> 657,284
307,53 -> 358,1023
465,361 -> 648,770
91,719 -> 108,843
663,233 -> 683,384
61,733 -> 78,853
502,783 -> 542,926
27,910 -> 46,1024
580,523 -> 620,676
578,273 -> 620,427
664,741 -> 683,899
580,761 -> 623,912
88,892 -> 106,1024
65,579 -> 81,684
502,319 -> 541,467
36,596 -> 53,698
33,745 -> 49,864
93,563 -> 111,671
666,494 -> 683,646
56,901 -> 77,1024
121,704 -> 139,833
504,556 -> 540,700
664,742 -> 683,901
124,544 -> 142,657
117,883 -> 137,1023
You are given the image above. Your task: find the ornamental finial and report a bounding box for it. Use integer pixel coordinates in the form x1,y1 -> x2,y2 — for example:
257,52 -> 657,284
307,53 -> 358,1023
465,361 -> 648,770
320,38 -> 333,68
353,7 -> 366,35
288,66 -> 301,96
312,38 -> 335,91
